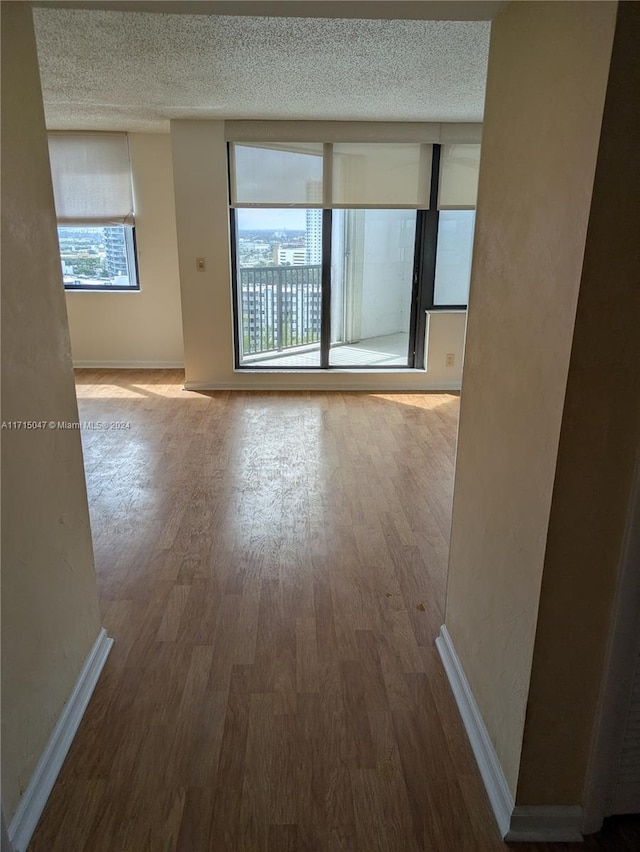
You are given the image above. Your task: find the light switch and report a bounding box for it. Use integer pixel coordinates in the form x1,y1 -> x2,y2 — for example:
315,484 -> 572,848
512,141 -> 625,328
196,257 -> 206,272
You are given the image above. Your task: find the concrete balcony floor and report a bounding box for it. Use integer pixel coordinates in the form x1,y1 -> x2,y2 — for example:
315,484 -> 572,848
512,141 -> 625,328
241,332 -> 410,368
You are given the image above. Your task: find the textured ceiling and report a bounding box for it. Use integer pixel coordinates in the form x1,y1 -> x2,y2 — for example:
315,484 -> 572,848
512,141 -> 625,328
33,8 -> 491,132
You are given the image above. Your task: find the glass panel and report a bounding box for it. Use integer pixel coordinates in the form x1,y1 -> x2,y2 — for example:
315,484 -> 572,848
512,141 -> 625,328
438,144 -> 481,209
330,209 -> 416,367
433,210 -> 475,306
236,209 -> 322,367
59,225 -> 138,289
332,143 -> 431,207
232,143 -> 323,206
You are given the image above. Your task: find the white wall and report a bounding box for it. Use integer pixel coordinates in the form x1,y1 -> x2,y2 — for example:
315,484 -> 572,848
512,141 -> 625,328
171,119 -> 466,391
1,1 -> 102,821
65,133 -> 184,367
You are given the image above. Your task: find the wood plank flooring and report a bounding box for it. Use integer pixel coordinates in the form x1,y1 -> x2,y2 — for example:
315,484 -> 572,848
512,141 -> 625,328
29,371 -> 640,851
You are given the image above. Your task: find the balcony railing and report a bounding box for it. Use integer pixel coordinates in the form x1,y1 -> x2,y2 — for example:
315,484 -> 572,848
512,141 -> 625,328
240,264 -> 322,357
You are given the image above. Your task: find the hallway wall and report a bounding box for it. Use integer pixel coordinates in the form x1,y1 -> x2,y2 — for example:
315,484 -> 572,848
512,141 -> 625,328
517,0 -> 640,805
444,0 -> 618,797
1,2 -> 102,821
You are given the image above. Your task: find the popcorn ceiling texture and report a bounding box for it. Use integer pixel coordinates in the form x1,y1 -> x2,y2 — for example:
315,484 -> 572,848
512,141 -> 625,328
33,9 -> 490,132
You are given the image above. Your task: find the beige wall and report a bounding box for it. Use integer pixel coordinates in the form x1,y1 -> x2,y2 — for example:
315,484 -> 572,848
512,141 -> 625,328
444,0 -> 617,796
66,133 -> 184,367
517,0 -> 640,805
171,120 -> 232,384
171,120 -> 467,391
1,2 -> 102,822
425,311 -> 466,388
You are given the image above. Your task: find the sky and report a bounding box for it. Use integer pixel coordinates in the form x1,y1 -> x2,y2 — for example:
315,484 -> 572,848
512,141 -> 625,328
236,208 -> 306,231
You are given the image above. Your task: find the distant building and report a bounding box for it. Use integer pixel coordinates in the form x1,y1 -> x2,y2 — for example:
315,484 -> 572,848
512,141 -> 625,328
306,179 -> 322,265
273,245 -> 307,266
240,266 -> 322,354
103,226 -> 128,276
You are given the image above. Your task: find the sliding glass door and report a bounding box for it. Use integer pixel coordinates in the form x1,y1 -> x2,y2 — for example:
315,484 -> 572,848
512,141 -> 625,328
229,139 -> 480,370
330,209 -> 417,367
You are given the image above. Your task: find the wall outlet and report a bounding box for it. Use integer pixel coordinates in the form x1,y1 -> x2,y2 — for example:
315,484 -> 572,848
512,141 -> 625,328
445,353 -> 455,367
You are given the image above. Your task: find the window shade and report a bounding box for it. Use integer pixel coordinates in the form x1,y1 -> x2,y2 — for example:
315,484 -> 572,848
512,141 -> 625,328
332,143 -> 431,207
438,144 -> 481,209
48,133 -> 134,225
232,143 -> 324,206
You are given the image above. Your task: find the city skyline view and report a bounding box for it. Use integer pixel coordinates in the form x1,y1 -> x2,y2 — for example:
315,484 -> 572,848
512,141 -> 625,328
57,225 -> 135,288
236,207 -> 322,268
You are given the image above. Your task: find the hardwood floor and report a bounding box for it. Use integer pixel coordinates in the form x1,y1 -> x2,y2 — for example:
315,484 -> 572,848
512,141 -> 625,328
29,371 -> 640,851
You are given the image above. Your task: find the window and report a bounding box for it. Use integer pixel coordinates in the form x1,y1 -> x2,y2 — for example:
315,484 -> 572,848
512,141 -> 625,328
234,208 -> 322,366
58,225 -> 138,290
427,144 -> 481,309
229,139 -> 480,369
433,210 -> 476,307
48,132 -> 139,290
230,143 -> 325,367
330,209 -> 417,367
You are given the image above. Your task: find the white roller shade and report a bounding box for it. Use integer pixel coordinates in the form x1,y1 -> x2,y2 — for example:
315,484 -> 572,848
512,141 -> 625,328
438,144 -> 481,209
332,143 -> 431,208
48,133 -> 134,225
231,143 -> 324,206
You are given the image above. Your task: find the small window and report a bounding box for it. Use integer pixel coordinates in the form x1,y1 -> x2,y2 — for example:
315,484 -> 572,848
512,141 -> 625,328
433,210 -> 476,307
59,225 -> 138,290
48,132 -> 138,291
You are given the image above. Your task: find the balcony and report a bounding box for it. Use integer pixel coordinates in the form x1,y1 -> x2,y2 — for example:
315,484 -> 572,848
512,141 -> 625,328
240,264 -> 322,358
239,264 -> 409,367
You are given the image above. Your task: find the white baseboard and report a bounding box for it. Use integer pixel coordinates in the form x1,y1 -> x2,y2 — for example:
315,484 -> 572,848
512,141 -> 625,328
73,360 -> 184,369
1,810 -> 14,852
435,625 -> 584,844
8,628 -> 113,852
436,625 -> 514,838
184,379 -> 462,392
506,806 -> 584,842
